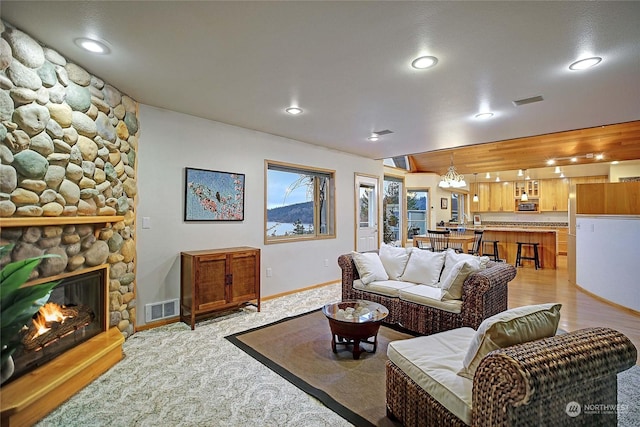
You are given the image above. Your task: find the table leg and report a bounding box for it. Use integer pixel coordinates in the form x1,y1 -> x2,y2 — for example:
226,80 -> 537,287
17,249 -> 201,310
352,339 -> 362,360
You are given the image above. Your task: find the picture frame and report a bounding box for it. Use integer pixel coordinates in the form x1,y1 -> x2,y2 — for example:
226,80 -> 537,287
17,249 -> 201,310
440,197 -> 448,209
473,214 -> 482,225
184,167 -> 245,221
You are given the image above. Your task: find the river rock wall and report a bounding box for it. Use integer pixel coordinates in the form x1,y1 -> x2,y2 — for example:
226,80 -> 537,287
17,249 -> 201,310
0,21 -> 138,337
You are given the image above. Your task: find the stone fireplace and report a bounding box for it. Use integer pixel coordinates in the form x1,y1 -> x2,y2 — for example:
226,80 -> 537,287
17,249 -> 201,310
0,20 -> 138,425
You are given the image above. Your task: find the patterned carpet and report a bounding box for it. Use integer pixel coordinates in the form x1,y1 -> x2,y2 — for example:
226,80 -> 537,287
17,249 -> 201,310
35,283 -> 639,427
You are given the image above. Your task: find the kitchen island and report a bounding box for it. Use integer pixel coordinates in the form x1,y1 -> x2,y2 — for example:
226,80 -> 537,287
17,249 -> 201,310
436,225 -> 563,269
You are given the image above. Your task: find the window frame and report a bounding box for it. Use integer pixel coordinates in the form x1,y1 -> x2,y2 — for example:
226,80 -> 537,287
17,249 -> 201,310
406,187 -> 430,240
265,160 -> 336,244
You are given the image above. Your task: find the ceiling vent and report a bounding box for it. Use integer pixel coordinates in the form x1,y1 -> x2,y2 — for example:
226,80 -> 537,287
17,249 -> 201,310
513,95 -> 544,106
373,129 -> 394,136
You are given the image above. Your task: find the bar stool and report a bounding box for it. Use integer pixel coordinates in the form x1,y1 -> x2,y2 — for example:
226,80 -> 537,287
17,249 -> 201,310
482,240 -> 500,262
515,242 -> 541,269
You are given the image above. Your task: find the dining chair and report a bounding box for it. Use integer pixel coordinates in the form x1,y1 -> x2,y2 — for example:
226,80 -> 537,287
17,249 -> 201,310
468,230 -> 484,255
447,227 -> 467,253
427,229 -> 450,252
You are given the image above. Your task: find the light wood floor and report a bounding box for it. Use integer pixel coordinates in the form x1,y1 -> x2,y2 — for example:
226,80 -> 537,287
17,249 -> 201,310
509,256 -> 640,363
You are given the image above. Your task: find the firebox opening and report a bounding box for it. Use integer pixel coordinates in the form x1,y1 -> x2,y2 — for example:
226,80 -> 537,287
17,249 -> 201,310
7,268 -> 106,384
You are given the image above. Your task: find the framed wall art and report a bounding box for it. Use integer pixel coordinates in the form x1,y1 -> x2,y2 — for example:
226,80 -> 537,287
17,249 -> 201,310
184,167 -> 245,221
440,197 -> 448,209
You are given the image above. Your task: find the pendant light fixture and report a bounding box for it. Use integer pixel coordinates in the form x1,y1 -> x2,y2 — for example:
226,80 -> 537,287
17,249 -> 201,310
438,155 -> 467,189
521,169 -> 529,202
472,173 -> 479,202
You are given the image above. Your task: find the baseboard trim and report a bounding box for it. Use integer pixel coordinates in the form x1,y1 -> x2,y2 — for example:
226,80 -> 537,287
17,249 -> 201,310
262,280 -> 340,301
574,282 -> 640,316
135,280 -> 341,332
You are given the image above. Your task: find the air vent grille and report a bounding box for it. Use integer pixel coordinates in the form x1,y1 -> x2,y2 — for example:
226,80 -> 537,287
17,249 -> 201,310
145,299 -> 179,322
513,95 -> 544,106
373,129 -> 394,136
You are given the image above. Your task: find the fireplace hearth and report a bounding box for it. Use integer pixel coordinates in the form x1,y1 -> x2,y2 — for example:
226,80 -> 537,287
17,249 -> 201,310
0,265 -> 124,427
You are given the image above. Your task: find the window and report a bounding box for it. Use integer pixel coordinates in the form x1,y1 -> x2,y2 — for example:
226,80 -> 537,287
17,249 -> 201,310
407,189 -> 429,239
383,176 -> 403,245
265,161 -> 335,243
450,193 -> 466,223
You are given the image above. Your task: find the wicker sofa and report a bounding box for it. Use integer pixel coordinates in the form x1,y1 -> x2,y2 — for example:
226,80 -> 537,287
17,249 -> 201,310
385,326 -> 637,426
337,251 -> 517,335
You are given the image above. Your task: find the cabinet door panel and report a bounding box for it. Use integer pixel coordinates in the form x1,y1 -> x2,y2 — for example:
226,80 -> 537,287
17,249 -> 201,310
229,252 -> 258,303
195,256 -> 227,309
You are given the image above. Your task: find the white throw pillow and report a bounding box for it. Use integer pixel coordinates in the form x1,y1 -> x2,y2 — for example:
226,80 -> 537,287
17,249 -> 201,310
379,244 -> 411,280
439,260 -> 480,300
458,303 -> 562,379
350,251 -> 389,285
440,248 -> 489,283
399,248 -> 446,287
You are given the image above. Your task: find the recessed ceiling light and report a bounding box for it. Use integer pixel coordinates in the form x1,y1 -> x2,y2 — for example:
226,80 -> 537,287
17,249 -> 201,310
411,56 -> 438,70
285,107 -> 303,115
367,133 -> 379,142
474,112 -> 494,120
546,159 -> 555,165
611,161 -> 619,165
595,153 -> 604,160
74,37 -> 110,54
569,57 -> 602,71
570,157 -> 578,162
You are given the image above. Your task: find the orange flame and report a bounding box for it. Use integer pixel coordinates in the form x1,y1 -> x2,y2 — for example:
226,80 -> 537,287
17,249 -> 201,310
31,303 -> 69,339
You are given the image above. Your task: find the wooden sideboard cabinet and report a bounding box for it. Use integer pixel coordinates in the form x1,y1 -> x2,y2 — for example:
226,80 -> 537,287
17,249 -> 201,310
180,246 -> 260,329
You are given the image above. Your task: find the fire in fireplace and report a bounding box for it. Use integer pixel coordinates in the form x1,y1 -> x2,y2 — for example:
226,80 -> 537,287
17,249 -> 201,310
7,268 -> 106,384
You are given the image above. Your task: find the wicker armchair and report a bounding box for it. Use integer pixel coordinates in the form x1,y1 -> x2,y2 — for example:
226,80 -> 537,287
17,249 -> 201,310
386,327 -> 637,426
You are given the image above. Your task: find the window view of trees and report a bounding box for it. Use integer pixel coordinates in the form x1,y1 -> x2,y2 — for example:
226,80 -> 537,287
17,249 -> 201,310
266,162 -> 335,242
407,189 -> 428,239
383,178 -> 402,244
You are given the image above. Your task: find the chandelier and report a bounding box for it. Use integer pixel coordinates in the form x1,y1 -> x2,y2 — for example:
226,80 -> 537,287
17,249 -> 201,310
438,156 -> 467,189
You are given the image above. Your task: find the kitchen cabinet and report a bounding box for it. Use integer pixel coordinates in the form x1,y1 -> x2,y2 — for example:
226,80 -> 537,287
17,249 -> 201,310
556,228 -> 568,255
514,179 -> 539,199
488,182 -> 514,212
471,182 -> 492,212
472,182 -> 513,212
539,178 -> 569,211
180,246 -> 260,329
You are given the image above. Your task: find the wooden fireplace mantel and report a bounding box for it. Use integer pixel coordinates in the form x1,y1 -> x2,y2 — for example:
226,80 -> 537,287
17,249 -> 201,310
0,327 -> 124,427
0,215 -> 124,228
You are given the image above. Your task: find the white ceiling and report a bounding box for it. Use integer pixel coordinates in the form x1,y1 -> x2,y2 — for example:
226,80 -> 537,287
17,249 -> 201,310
3,1 -> 640,162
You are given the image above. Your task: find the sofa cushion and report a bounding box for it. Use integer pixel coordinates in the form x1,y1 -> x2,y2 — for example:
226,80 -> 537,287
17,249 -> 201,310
350,251 -> 388,285
379,244 -> 411,280
440,248 -> 489,284
439,260 -> 480,301
388,327 -> 476,425
399,285 -> 463,314
458,302 -> 562,379
353,279 -> 415,298
400,248 -> 445,287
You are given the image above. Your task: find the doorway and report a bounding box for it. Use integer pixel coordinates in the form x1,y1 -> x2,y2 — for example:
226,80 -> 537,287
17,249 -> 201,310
355,174 -> 379,252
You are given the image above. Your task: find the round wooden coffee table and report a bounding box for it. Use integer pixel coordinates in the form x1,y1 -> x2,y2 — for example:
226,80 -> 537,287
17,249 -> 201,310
322,299 -> 389,360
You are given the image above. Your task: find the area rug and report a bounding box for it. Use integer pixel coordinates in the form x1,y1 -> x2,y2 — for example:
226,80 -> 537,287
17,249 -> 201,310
225,309 -> 413,427
226,310 -> 640,427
